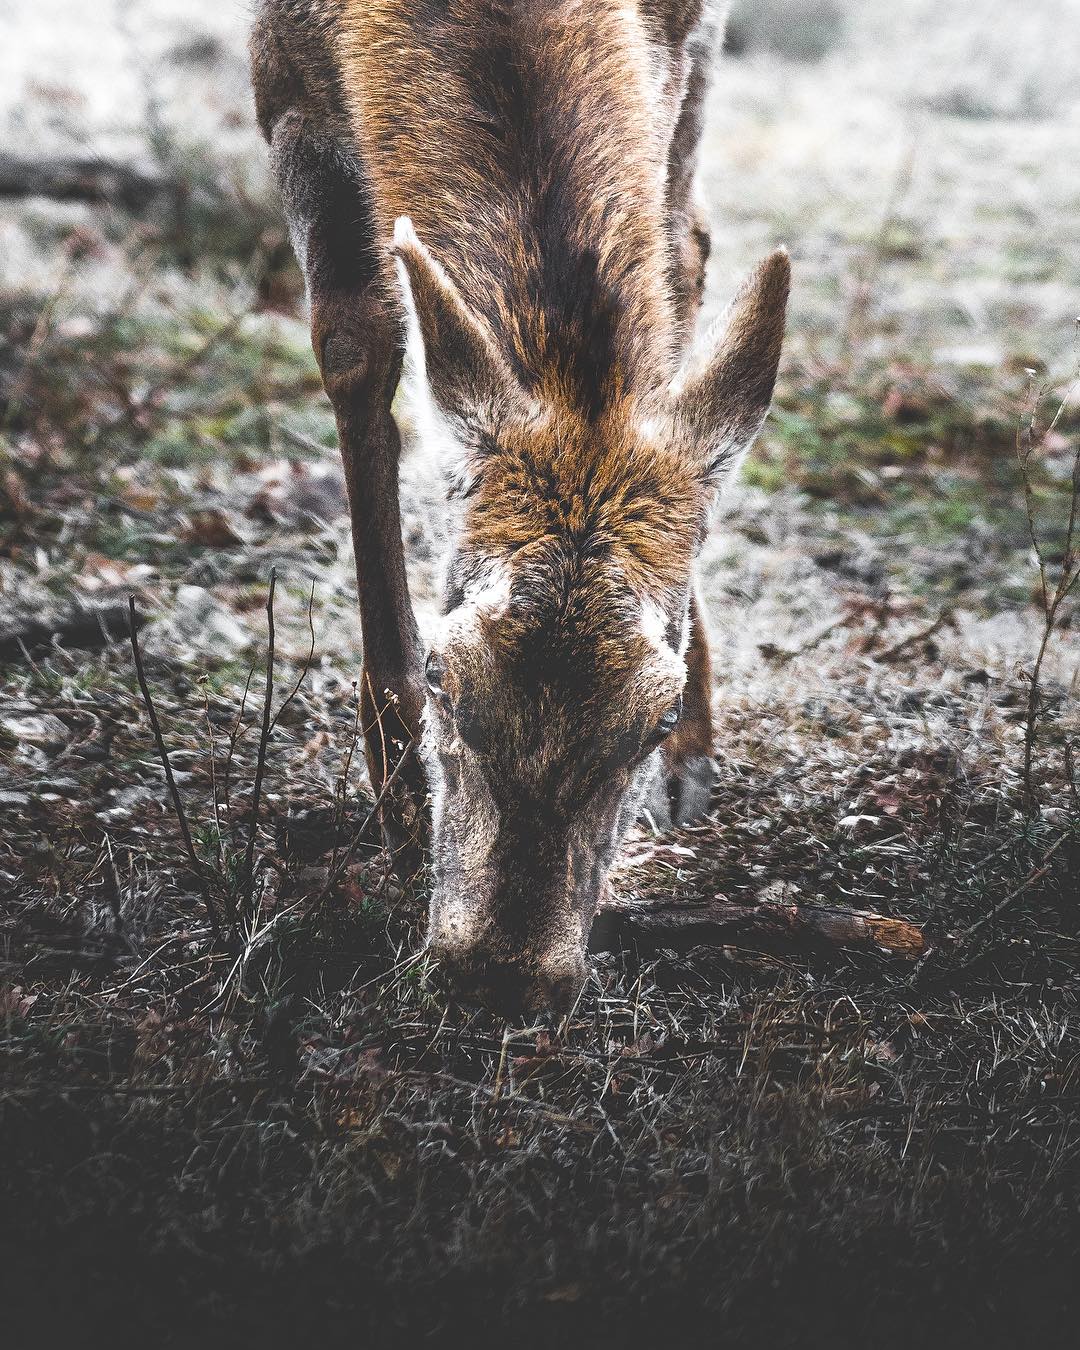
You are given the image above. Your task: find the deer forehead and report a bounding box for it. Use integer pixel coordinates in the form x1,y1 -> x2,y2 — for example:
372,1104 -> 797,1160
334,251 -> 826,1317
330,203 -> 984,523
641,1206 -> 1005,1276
431,564 -> 685,709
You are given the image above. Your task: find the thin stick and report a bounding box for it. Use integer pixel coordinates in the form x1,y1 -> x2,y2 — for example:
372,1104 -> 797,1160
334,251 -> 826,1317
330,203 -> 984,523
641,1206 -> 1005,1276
875,605 -> 954,664
1065,742 -> 1080,818
1016,350 -> 1080,815
843,130 -> 919,354
365,668 -> 390,796
757,614 -> 847,665
312,736 -> 418,909
222,664 -> 256,819
329,682 -> 363,874
956,833 -> 1069,947
270,578 -> 317,732
201,679 -> 225,871
128,594 -> 220,942
242,568 -> 277,904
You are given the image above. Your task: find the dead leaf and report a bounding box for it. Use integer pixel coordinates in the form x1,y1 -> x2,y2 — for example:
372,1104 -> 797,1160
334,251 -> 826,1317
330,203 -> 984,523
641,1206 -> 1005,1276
75,553 -> 153,593
543,1283 -> 584,1304
0,986 -> 38,1018
2,468 -> 32,518
181,508 -> 247,548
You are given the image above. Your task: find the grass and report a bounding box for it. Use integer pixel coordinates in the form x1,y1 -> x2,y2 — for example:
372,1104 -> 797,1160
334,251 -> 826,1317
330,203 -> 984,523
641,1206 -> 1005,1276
2,2 -> 1080,1344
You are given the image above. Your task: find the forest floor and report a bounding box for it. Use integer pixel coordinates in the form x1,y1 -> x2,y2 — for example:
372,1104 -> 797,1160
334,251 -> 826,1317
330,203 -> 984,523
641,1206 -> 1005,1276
2,2 -> 1079,1346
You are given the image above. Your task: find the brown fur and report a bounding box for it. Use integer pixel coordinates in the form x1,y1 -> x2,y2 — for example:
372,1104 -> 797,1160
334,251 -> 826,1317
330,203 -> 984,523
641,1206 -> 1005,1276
250,0 -> 789,1014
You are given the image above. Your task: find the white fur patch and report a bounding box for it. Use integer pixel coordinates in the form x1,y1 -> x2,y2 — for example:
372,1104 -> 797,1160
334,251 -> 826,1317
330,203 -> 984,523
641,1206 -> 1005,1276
677,606 -> 692,657
431,894 -> 484,951
640,599 -> 670,650
430,559 -> 513,654
466,560 -> 513,616
638,598 -> 689,700
393,219 -> 442,449
392,217 -> 486,498
640,598 -> 690,659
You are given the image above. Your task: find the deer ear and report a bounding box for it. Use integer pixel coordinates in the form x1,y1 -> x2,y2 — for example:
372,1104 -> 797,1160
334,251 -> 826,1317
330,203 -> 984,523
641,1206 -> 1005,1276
671,248 -> 790,485
391,217 -> 525,435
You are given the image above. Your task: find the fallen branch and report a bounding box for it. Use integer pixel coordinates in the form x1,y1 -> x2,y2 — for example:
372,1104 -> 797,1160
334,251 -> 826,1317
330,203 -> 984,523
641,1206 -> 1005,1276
874,605 -> 954,663
0,603 -> 143,663
0,152 -> 173,212
590,891 -> 927,960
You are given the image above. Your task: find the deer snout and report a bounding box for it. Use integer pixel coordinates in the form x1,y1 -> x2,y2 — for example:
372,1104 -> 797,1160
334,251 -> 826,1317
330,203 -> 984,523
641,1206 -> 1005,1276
427,937 -> 586,1018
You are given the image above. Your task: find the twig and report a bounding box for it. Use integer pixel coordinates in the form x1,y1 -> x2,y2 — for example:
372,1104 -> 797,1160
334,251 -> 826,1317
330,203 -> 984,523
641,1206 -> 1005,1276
757,614 -> 847,665
312,737 -> 418,909
128,595 -> 220,942
843,129 -> 920,354
242,569 -> 277,904
200,679 -> 225,871
1015,346 -> 1080,815
1065,741 -> 1080,819
875,605 -> 954,664
1,245 -> 75,434
955,833 -> 1069,947
270,578 -> 317,732
365,668 -> 391,797
329,682 -> 364,874
279,425 -> 331,457
222,664 -> 256,820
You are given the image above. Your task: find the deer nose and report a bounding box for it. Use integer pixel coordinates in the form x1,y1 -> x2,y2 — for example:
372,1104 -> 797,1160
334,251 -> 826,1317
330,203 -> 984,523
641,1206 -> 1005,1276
427,942 -> 586,1018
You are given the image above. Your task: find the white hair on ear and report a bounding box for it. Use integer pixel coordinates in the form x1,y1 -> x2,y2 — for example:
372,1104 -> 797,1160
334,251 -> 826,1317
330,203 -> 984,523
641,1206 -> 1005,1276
638,598 -> 690,700
392,216 -> 475,491
392,217 -> 432,422
639,598 -> 669,649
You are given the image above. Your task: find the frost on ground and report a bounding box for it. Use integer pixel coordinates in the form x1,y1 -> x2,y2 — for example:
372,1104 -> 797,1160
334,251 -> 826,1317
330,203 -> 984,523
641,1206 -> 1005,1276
1,2 -> 1078,1347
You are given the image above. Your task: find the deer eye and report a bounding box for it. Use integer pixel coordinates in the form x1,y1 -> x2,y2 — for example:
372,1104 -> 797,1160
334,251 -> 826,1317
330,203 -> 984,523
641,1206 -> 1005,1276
654,699 -> 683,742
425,652 -> 453,713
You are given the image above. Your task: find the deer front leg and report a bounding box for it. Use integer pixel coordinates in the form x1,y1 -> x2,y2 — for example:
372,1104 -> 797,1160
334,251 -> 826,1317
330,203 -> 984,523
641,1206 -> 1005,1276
317,300 -> 428,860
271,113 -> 428,860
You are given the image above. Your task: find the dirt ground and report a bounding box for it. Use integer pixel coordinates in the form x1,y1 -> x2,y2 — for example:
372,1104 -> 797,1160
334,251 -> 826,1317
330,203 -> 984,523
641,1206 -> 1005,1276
2,2 -> 1079,1346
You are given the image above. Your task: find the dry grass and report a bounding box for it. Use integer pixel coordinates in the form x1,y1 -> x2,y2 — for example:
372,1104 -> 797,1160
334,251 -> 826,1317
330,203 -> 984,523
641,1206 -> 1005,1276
2,1 -> 1080,1345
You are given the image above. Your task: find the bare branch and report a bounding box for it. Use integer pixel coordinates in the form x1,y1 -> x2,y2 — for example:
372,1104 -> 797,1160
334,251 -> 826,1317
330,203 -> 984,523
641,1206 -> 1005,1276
128,594 -> 220,942
241,569 -> 277,905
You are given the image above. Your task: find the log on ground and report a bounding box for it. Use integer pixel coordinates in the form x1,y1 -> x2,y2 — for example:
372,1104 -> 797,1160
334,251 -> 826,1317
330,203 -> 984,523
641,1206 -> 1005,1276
0,153 -> 175,212
590,892 -> 928,960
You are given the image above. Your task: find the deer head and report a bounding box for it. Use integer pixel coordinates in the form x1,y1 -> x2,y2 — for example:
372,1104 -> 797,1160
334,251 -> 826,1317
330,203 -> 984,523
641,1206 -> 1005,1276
393,218 -> 789,1016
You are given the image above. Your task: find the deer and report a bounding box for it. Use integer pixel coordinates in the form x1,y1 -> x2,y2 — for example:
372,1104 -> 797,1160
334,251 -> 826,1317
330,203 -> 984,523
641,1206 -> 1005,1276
250,0 -> 789,1016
